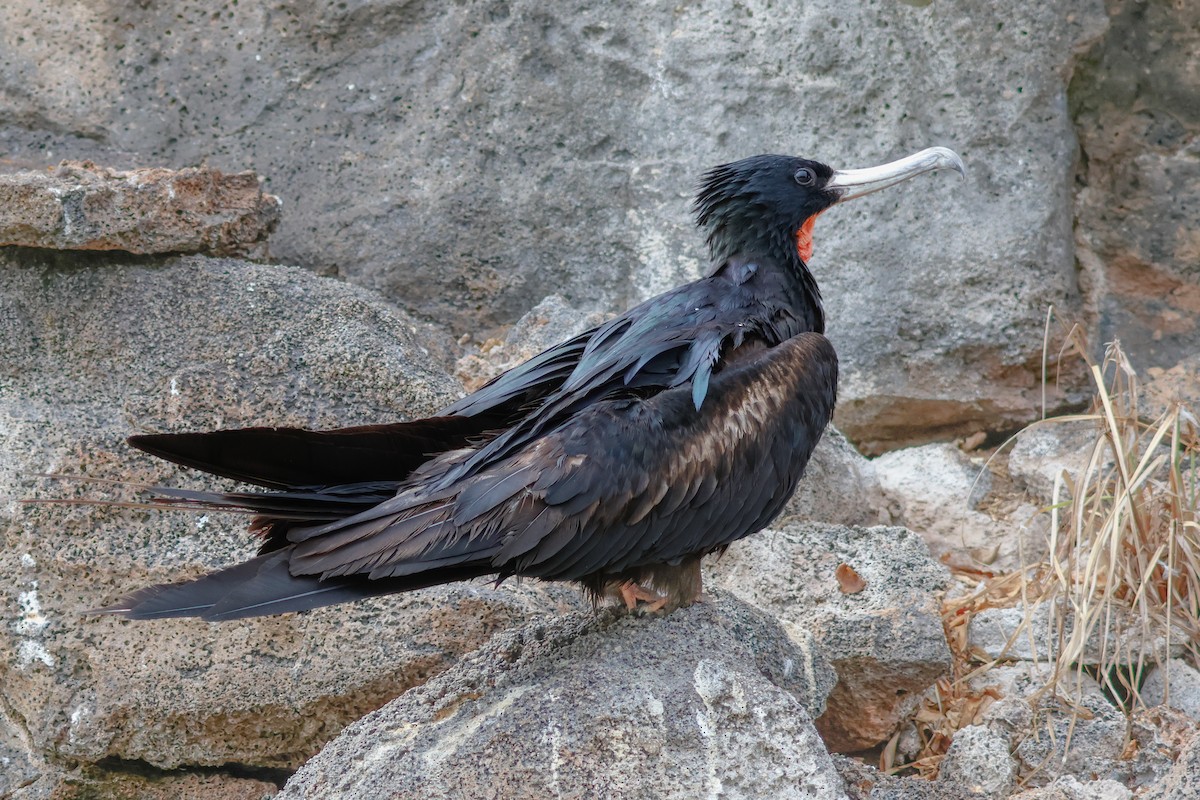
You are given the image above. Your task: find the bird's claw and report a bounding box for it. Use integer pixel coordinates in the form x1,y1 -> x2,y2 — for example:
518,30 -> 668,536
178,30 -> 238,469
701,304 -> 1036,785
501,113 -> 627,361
618,581 -> 669,614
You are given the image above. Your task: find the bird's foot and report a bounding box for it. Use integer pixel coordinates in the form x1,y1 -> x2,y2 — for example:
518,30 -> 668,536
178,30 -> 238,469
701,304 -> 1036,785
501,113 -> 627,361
618,581 -> 669,614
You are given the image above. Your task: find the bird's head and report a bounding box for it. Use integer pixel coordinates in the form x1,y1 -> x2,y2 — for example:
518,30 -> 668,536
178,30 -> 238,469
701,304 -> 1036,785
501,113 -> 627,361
694,146 -> 965,265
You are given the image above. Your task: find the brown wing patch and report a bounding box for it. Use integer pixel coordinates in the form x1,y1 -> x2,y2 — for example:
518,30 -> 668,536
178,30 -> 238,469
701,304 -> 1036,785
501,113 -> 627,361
505,331 -> 837,576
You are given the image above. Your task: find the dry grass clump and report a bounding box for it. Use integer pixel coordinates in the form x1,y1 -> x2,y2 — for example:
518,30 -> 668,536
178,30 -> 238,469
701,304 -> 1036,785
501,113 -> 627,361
885,332 -> 1200,778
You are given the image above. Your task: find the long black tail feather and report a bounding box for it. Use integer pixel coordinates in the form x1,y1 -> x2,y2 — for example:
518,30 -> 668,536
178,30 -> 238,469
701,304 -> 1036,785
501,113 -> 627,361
127,416 -> 494,490
152,485 -> 397,520
95,550 -> 496,621
143,484 -> 405,556
39,418 -> 516,621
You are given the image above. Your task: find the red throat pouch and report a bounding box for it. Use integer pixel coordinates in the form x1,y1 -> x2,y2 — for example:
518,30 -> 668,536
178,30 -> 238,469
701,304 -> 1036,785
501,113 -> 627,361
796,212 -> 823,263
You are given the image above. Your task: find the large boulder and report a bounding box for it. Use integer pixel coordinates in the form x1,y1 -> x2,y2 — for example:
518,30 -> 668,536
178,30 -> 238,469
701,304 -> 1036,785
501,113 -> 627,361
0,0 -> 1110,449
0,252 -> 582,786
278,599 -> 845,800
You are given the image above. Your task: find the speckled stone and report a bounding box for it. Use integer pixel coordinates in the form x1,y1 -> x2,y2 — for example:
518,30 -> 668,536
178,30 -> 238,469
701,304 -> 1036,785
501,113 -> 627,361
1142,727 -> 1200,800
279,598 -> 844,800
937,725 -> 1016,798
710,523 -> 952,752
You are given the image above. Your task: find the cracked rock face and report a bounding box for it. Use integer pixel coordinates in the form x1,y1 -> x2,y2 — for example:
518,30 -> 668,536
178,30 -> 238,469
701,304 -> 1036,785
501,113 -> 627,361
278,599 -> 845,800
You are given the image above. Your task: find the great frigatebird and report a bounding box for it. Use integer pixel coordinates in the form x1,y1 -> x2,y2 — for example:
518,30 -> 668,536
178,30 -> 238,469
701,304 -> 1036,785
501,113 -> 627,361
102,147 -> 964,620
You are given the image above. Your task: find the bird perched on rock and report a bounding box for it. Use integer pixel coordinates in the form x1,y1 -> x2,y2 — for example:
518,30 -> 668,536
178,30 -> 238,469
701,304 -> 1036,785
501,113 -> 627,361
104,147 -> 963,620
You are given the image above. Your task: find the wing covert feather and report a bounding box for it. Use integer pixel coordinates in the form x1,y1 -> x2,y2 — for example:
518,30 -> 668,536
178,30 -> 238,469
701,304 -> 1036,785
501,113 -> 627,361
289,332 -> 836,587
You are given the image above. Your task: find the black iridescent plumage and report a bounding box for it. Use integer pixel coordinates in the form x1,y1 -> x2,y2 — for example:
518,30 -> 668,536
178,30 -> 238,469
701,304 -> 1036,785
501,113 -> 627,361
104,148 -> 963,620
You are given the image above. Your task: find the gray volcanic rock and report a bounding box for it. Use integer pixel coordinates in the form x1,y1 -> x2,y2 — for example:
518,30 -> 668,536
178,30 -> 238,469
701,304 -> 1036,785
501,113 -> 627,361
1006,424 -> 1099,503
936,724 -> 1017,799
0,705 -> 42,798
0,251 -> 582,777
1071,0 -> 1200,372
711,523 -> 952,751
1011,776 -> 1133,800
0,0 -> 1108,448
278,598 -> 845,800
835,755 -> 1001,800
1142,659 -> 1200,722
966,601 -> 1186,666
0,162 -> 279,257
971,665 -> 1127,788
1142,727 -> 1200,800
454,293 -> 610,392
9,768 -> 280,800
873,442 -> 1032,569
784,427 -> 887,528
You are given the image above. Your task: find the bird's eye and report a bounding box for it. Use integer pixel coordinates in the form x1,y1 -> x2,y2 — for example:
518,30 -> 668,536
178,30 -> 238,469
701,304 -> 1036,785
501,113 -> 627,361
794,167 -> 816,186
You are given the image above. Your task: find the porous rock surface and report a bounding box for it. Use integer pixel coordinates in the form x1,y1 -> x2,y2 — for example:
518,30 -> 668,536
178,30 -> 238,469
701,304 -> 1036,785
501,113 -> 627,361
16,769 -> 280,800
0,0 -> 1112,450
1142,727 -> 1200,800
1071,0 -> 1200,373
971,664 -> 1128,788
0,707 -> 41,798
834,755 -> 996,800
935,724 -> 1017,799
711,523 -> 952,752
1011,776 -> 1133,800
279,599 -> 845,800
